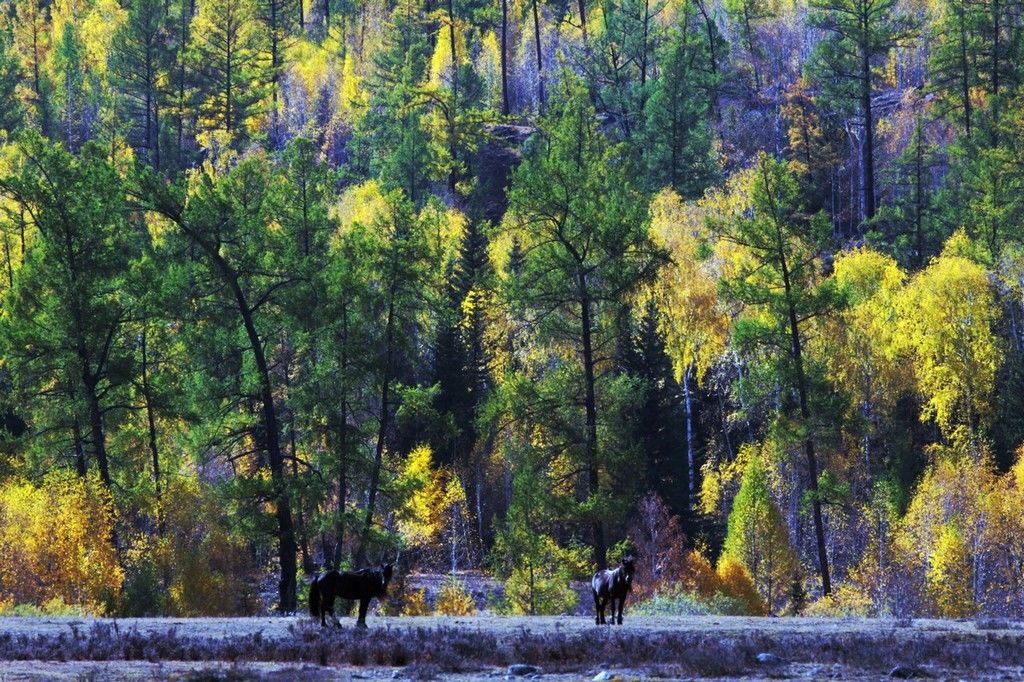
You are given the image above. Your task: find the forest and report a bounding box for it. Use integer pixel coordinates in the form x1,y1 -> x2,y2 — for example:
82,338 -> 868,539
0,0 -> 1023,622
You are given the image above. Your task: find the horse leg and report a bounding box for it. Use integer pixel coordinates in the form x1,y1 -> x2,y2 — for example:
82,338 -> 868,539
356,598 -> 369,628
328,601 -> 341,628
616,597 -> 624,625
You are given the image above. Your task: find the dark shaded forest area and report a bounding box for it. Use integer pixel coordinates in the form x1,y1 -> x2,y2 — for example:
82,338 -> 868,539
0,0 -> 1023,620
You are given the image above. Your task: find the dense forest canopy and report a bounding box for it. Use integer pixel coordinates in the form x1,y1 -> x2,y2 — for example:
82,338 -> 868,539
1,0 -> 1024,619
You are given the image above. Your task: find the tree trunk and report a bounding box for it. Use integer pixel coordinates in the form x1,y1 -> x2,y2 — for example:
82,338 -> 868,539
79,363 -> 111,488
141,327 -> 161,499
958,1 -> 971,139
532,0 -> 545,112
72,420 -> 88,477
500,0 -> 510,115
743,5 -> 761,92
332,302 -> 350,570
579,278 -> 606,569
270,0 -> 280,146
285,361 -> 313,574
695,0 -> 719,120
683,363 -> 695,510
577,0 -> 588,46
238,297 -> 298,612
914,118 -> 924,267
861,45 -> 875,223
991,0 -> 1000,142
355,271 -> 398,567
779,249 -> 832,597
446,0 -> 458,192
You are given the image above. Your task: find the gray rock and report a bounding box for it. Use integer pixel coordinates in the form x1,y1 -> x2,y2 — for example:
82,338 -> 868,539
756,652 -> 786,665
592,673 -> 616,682
507,664 -> 542,677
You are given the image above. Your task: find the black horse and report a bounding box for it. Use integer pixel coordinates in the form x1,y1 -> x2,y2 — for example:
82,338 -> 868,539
309,563 -> 394,628
592,556 -> 635,625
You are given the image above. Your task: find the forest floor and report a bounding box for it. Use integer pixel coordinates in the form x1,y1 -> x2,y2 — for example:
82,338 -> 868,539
0,614 -> 1022,680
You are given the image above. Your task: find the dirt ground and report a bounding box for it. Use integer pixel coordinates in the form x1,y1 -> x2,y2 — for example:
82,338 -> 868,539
0,615 -> 1021,680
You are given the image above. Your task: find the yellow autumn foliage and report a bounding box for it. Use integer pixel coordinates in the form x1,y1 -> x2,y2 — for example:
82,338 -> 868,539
399,587 -> 431,616
435,576 -> 476,615
715,557 -> 767,616
822,248 -> 912,426
646,189 -> 730,385
895,233 -> 1002,447
0,471 -> 122,614
926,521 -> 977,617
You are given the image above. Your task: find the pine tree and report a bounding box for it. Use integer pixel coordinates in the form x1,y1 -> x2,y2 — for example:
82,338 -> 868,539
808,0 -> 916,223
720,449 -> 797,615
111,0 -> 171,168
52,20 -> 88,149
139,153 -> 299,612
930,0 -> 984,139
349,0 -> 436,205
0,134 -> 136,488
498,76 -> 667,568
642,22 -> 717,197
723,0 -> 774,94
0,29 -> 22,134
12,0 -> 54,137
714,154 -> 845,596
188,0 -> 269,146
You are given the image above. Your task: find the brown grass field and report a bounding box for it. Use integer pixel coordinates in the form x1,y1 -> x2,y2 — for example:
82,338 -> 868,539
0,614 -> 1021,680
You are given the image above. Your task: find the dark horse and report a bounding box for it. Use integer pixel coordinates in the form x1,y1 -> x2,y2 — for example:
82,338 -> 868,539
309,563 -> 393,628
591,556 -> 635,625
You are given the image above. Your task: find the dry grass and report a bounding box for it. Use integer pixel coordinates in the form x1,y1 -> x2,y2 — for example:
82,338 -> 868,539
0,615 -> 1020,679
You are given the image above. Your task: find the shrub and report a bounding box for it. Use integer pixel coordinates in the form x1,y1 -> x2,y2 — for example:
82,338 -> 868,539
715,557 -> 767,615
719,450 -> 797,615
116,479 -> 260,617
0,470 -> 122,614
625,492 -> 690,602
157,479 -> 261,616
0,596 -> 95,617
679,549 -> 721,599
631,586 -> 713,616
400,588 -> 431,616
805,584 -> 874,618
503,562 -> 578,615
435,576 -> 475,616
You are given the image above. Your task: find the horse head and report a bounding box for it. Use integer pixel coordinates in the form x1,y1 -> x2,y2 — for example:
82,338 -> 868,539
380,562 -> 394,595
622,555 -> 636,585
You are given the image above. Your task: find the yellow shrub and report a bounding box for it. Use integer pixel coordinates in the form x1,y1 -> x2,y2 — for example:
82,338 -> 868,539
400,588 -> 431,616
715,557 -> 767,616
157,479 -> 259,616
435,577 -> 476,616
680,549 -> 721,600
926,522 -> 977,618
0,471 -> 122,613
804,584 -> 873,618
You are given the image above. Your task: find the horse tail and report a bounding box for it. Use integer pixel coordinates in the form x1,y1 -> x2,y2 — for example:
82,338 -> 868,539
309,575 -> 321,617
